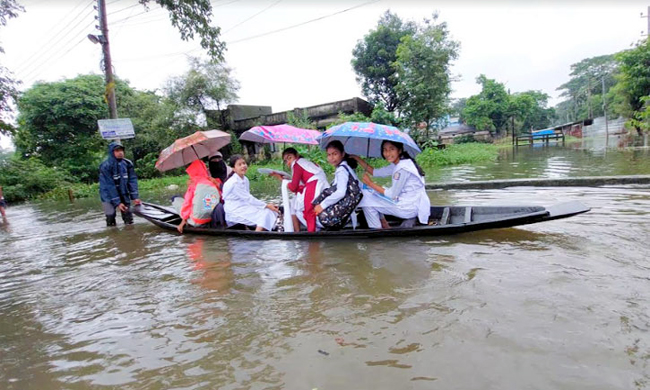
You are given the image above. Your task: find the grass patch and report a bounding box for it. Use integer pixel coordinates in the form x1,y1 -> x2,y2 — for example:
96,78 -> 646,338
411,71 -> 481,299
416,143 -> 499,166
37,143 -> 500,202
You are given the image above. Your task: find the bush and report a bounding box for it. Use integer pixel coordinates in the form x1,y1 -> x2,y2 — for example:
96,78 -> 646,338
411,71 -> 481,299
135,152 -> 163,180
416,143 -> 498,167
0,157 -> 70,202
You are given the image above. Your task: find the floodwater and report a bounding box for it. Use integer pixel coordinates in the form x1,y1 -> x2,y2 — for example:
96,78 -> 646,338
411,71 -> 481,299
1,140 -> 650,389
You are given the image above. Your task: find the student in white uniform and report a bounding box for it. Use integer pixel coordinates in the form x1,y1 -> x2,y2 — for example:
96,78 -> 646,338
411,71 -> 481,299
354,140 -> 430,229
312,140 -> 360,222
222,155 -> 279,231
270,148 -> 329,232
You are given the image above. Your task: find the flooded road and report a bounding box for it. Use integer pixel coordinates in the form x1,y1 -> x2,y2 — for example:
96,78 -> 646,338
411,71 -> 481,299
1,144 -> 650,389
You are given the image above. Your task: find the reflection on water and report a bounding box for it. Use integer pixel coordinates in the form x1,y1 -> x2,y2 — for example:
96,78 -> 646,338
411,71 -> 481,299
1,149 -> 650,389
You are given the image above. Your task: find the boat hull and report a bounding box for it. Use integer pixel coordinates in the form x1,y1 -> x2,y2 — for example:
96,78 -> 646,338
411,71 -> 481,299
134,201 -> 590,240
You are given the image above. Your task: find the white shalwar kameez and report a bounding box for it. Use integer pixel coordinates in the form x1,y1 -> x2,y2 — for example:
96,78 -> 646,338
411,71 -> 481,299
223,174 -> 278,231
360,159 -> 430,229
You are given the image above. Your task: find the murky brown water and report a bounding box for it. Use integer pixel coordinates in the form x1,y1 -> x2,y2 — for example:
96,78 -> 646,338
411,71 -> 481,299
1,143 -> 650,389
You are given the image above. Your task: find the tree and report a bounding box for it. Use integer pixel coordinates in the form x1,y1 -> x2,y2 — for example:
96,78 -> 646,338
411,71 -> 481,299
463,75 -> 510,133
615,38 -> 650,134
511,90 -> 554,132
140,0 -> 225,60
394,13 -> 459,138
164,57 -> 239,127
555,54 -> 618,122
351,11 -> 416,112
13,75 -> 149,182
0,0 -> 24,134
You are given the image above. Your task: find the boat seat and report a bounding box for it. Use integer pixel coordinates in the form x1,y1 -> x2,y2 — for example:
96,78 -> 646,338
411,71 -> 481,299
399,218 -> 417,228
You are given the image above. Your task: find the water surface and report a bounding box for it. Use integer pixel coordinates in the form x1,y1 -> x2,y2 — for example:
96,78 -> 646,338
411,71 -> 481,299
1,143 -> 649,389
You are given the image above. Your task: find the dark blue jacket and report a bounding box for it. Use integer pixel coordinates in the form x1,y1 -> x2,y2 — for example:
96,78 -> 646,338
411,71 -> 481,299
99,142 -> 139,207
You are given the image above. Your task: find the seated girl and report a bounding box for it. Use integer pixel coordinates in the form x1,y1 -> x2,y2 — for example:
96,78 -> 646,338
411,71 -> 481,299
223,155 -> 279,232
175,160 -> 222,234
354,140 -> 430,229
312,140 -> 362,229
271,148 -> 329,232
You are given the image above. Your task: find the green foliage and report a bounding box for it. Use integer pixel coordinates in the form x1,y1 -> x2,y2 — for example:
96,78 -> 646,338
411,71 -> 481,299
394,13 -> 459,134
0,0 -> 23,135
463,75 -> 510,134
286,109 -> 316,129
13,75 -> 112,182
134,152 -> 162,179
463,76 -> 553,135
165,56 -> 239,117
0,156 -> 68,202
294,145 -> 332,174
628,96 -> 650,132
510,90 -> 554,133
139,0 -> 225,60
351,10 -> 417,111
416,143 -> 498,167
555,54 -> 618,122
615,38 -> 650,133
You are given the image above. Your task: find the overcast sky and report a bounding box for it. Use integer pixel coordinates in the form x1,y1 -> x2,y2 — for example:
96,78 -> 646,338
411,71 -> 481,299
1,0 -> 649,148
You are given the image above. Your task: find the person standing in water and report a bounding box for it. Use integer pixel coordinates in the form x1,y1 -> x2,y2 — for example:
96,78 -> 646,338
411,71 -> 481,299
0,186 -> 7,223
99,141 -> 141,226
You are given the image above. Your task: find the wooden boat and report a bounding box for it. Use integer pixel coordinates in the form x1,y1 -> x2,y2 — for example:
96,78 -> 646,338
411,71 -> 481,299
134,201 -> 590,239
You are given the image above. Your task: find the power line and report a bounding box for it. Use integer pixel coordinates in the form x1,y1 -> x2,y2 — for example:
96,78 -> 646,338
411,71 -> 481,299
14,0 -> 94,70
18,10 -> 98,81
227,0 -> 380,45
224,0 -> 282,34
107,3 -> 140,16
19,19 -> 98,85
119,0 -> 378,63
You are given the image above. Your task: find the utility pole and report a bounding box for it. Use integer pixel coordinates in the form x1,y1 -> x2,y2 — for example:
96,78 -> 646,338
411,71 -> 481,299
98,0 -> 117,120
642,7 -> 650,37
89,0 -> 118,120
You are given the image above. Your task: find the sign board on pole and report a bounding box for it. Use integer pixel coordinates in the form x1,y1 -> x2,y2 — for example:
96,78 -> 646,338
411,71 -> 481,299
98,118 -> 135,140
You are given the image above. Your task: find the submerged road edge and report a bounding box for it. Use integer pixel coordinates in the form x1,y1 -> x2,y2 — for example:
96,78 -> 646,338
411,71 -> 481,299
425,175 -> 650,190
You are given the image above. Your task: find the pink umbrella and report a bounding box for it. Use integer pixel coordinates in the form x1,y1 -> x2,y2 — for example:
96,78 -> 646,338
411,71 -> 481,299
155,130 -> 231,172
239,124 -> 321,145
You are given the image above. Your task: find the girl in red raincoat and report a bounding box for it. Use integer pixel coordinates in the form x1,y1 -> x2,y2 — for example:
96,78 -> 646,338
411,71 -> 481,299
176,160 -> 222,233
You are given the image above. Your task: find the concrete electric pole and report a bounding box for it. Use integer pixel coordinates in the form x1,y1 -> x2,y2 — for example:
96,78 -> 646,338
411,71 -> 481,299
89,0 -> 118,120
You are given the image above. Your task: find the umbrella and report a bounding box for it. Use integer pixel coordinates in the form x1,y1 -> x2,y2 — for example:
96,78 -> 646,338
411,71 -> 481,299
317,122 -> 421,158
239,124 -> 321,145
155,130 -> 231,172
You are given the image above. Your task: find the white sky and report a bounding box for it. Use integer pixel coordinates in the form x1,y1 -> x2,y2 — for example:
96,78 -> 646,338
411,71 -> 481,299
1,0 -> 649,148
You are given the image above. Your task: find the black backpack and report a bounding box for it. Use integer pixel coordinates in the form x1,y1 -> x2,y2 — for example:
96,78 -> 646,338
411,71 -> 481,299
312,165 -> 363,230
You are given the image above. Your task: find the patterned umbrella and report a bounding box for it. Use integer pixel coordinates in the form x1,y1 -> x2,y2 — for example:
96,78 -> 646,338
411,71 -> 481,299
317,122 -> 421,158
239,124 -> 321,145
155,130 -> 231,172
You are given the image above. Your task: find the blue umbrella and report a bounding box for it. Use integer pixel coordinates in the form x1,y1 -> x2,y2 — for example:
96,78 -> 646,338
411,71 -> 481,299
317,122 -> 421,158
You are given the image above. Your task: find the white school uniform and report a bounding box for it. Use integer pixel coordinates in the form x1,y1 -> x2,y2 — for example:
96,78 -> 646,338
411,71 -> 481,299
318,161 -> 359,209
223,174 -> 278,231
360,159 -> 430,229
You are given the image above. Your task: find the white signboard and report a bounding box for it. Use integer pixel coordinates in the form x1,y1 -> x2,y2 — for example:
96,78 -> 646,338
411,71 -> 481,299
98,118 -> 135,140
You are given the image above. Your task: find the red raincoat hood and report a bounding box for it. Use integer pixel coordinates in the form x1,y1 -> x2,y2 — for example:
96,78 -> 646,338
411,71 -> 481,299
186,160 -> 210,180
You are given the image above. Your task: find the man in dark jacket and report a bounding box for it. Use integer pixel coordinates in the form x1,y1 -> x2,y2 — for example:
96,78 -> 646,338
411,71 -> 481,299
99,142 -> 141,226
